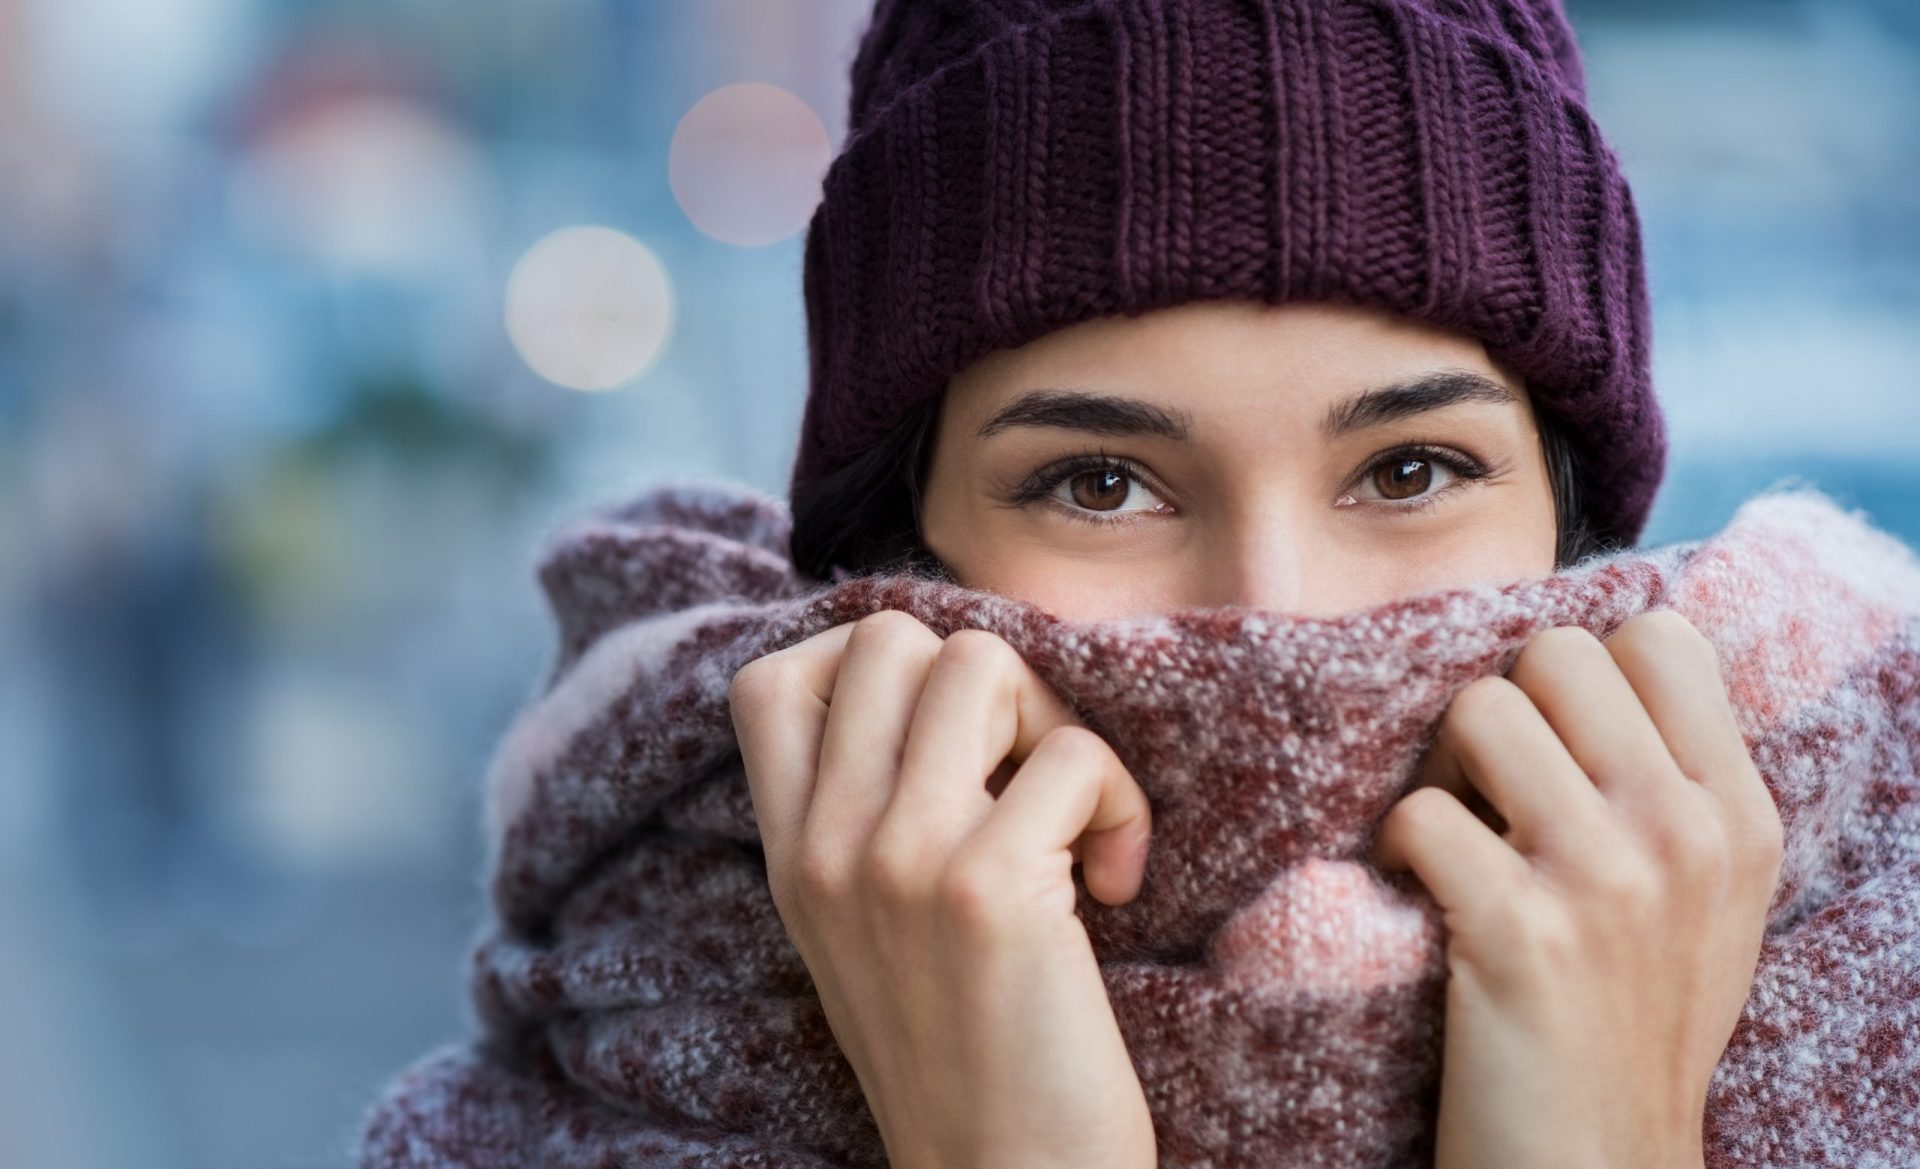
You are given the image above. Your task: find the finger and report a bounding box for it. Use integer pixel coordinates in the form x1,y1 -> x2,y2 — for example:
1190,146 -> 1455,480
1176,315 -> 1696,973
881,628 -> 1081,852
1505,626 -> 1693,817
964,725 -> 1153,906
807,611 -> 945,854
728,621 -> 859,865
1415,676 -> 1614,862
1603,609 -> 1778,832
1371,784 -> 1534,925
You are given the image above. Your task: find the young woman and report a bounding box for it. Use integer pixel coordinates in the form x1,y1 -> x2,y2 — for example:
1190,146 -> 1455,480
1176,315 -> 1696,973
724,2 -> 1785,1168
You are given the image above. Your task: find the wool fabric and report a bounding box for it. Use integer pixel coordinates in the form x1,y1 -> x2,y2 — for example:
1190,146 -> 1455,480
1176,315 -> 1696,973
357,478 -> 1920,1168
793,0 -> 1666,552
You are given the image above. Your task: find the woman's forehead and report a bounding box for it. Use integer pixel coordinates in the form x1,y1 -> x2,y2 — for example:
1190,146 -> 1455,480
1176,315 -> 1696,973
944,299 -> 1524,436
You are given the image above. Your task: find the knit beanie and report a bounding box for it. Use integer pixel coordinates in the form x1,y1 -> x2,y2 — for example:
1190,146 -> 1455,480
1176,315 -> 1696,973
792,0 -> 1666,550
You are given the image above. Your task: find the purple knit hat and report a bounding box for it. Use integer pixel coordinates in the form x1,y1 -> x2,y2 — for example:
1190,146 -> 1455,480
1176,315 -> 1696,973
792,0 -> 1666,549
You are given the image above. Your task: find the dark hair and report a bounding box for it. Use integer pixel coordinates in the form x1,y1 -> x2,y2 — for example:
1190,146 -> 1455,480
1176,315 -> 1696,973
790,387 -> 1607,584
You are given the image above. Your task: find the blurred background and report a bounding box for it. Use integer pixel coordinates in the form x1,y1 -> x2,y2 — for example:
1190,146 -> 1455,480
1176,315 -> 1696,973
0,1 -> 1914,1166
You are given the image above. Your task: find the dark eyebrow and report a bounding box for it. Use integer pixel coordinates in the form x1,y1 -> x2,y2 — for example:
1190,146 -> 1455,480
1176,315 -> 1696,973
1321,370 -> 1521,439
976,388 -> 1192,441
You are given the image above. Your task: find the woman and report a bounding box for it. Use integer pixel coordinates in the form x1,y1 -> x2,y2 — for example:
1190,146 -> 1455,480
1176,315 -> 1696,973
725,1 -> 1782,1167
735,311 -> 1782,1169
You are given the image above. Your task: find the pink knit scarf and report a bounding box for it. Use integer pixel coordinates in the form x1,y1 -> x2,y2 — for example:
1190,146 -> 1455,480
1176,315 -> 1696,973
358,481 -> 1920,1168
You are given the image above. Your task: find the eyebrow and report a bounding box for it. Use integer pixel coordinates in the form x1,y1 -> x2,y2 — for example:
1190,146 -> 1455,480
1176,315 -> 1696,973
1319,370 -> 1520,439
974,369 -> 1520,442
976,388 -> 1192,440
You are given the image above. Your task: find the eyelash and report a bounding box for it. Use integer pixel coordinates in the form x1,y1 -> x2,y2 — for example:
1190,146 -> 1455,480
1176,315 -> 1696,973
1008,444 -> 1493,528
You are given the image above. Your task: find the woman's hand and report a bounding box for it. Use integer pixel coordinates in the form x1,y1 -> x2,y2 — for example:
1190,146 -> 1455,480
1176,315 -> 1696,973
728,610 -> 1158,1169
1371,610 -> 1786,1169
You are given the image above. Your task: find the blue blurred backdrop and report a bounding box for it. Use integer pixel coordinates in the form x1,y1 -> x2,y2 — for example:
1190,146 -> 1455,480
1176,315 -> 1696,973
0,1 -> 1914,1166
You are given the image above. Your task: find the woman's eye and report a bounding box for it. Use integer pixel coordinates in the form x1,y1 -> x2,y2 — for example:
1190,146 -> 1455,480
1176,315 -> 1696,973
1036,460 -> 1167,518
1051,465 -> 1162,515
1357,454 -> 1456,503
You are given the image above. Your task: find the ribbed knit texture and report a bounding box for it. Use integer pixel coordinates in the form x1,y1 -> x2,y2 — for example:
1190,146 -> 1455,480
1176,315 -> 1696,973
357,479 -> 1920,1168
793,0 -> 1665,551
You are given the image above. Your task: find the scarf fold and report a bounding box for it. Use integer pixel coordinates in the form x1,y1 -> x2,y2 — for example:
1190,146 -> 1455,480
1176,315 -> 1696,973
358,480 -> 1920,1169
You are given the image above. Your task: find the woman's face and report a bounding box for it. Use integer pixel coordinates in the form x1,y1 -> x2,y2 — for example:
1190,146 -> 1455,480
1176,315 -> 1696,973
919,298 -> 1559,621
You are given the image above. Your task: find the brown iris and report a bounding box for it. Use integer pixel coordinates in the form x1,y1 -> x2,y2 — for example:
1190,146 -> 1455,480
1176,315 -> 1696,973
1373,458 -> 1432,500
1068,468 -> 1131,511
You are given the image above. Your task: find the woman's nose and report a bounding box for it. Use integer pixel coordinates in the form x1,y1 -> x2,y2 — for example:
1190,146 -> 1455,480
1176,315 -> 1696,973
1197,515 -> 1318,616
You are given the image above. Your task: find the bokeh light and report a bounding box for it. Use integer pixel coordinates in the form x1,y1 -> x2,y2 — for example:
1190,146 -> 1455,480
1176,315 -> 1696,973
668,81 -> 831,247
503,225 -> 674,391
228,92 -> 485,277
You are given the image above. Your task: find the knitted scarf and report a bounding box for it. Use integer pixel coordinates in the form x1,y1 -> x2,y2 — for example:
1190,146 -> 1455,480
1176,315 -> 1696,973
357,481 -> 1920,1169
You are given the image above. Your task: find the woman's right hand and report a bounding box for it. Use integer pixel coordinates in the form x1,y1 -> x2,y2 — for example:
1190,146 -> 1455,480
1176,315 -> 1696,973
728,609 -> 1158,1169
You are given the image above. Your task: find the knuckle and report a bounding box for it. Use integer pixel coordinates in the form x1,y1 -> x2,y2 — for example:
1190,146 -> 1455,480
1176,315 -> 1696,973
1618,607 -> 1697,642
728,654 -> 786,711
1448,675 -> 1532,729
1516,624 -> 1605,670
1615,609 -> 1721,671
858,827 -> 926,905
1396,783 -> 1458,827
1507,625 -> 1608,697
1034,723 -> 1110,770
788,842 -> 849,908
1520,908 -> 1583,973
1585,847 -> 1668,911
849,607 -> 933,649
1377,785 -> 1456,857
1478,893 -> 1578,973
1645,606 -> 1710,641
1649,788 -> 1737,880
936,851 -> 1007,933
939,627 -> 1020,673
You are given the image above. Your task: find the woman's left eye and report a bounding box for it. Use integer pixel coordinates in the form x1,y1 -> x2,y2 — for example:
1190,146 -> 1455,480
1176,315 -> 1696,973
1344,447 -> 1488,511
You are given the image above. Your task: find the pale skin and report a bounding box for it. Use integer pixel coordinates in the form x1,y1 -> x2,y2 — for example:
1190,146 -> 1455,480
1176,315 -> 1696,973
728,298 -> 1786,1169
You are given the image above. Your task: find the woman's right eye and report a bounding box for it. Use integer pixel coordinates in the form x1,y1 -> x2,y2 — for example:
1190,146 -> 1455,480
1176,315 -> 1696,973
1039,460 -> 1171,524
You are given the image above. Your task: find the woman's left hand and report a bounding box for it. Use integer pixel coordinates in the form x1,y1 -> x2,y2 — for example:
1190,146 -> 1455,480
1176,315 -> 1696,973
1371,609 -> 1787,1169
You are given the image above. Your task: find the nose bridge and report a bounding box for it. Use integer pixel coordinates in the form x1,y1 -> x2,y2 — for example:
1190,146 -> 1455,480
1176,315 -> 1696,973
1214,499 -> 1310,615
